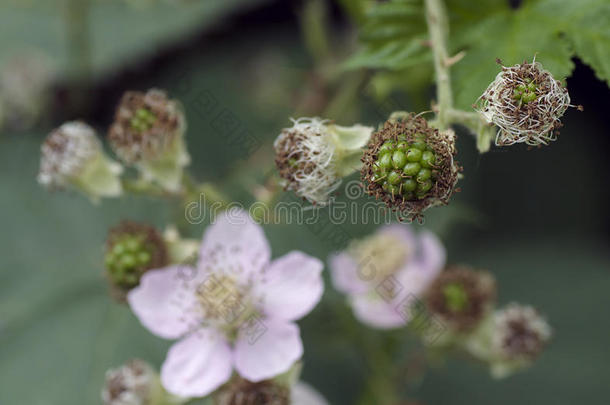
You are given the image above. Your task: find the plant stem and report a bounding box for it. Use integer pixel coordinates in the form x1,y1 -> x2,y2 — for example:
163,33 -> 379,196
425,0 -> 453,129
65,0 -> 91,80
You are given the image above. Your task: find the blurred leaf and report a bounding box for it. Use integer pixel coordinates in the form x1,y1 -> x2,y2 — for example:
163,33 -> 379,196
0,0 -> 270,79
346,0 -> 610,110
450,2 -> 574,110
343,0 -> 429,70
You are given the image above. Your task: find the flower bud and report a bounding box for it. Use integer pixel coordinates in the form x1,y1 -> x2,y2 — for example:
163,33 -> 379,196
38,121 -> 123,202
489,303 -> 551,378
274,117 -> 373,205
424,266 -> 496,333
105,221 -> 169,301
475,59 -> 574,146
102,359 -> 183,405
109,89 -> 189,192
213,377 -> 290,405
361,114 -> 460,220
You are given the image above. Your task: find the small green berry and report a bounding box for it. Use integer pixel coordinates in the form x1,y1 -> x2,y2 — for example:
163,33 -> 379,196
379,153 -> 392,169
417,179 -> 433,195
412,141 -> 427,150
406,148 -> 422,162
137,251 -> 151,265
136,108 -> 149,119
442,283 -> 469,313
402,179 -> 417,192
391,150 -> 407,169
421,151 -> 436,168
125,238 -> 140,252
379,141 -> 394,155
112,243 -> 126,256
382,182 -> 399,195
387,170 -> 401,185
417,168 -> 432,182
403,162 -> 421,177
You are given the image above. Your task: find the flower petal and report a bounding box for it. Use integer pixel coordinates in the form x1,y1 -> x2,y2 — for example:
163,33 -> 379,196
199,209 -> 270,279
328,252 -> 368,294
127,265 -> 201,339
415,231 -> 446,274
161,329 -> 233,397
234,320 -> 303,382
349,293 -> 407,330
292,382 -> 329,405
379,223 -> 416,247
259,251 -> 324,321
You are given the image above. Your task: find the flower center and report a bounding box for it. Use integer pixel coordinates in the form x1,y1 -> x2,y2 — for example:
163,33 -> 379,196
130,107 -> 157,132
512,78 -> 538,105
196,274 -> 253,332
442,282 -> 469,313
351,233 -> 409,281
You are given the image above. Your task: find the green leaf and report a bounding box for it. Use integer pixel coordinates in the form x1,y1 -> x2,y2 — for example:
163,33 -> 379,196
532,0 -> 610,86
343,0 -> 429,70
347,0 -> 610,111
449,2 -> 574,110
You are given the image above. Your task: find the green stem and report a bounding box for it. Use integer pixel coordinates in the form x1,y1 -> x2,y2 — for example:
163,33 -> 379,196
65,0 -> 91,79
425,0 -> 452,130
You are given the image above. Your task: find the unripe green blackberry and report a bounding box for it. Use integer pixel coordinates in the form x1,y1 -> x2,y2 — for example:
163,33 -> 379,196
371,134 -> 438,201
475,59 -> 580,147
361,114 -> 460,220
105,221 -> 168,301
425,266 -> 496,332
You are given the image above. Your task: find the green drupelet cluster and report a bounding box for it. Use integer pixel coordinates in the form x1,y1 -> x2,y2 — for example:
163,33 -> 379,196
371,133 -> 438,200
513,78 -> 538,105
130,108 -> 157,132
443,282 -> 470,313
105,233 -> 153,288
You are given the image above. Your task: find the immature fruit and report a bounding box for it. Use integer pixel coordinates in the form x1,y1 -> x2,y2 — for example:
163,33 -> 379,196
425,266 -> 496,331
105,221 -> 168,300
475,59 -> 577,147
361,114 -> 460,220
372,134 -> 438,201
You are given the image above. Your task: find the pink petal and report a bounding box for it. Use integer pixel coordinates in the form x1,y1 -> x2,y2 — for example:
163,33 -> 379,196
161,328 -> 233,397
349,294 -> 407,330
415,231 -> 446,274
328,252 -> 369,295
258,251 -> 324,322
198,209 -> 270,279
379,224 -> 416,246
292,382 -> 328,405
127,265 -> 202,339
233,320 -> 303,381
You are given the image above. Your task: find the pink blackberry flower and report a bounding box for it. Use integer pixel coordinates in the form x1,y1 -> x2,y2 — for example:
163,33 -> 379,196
127,210 -> 324,398
328,224 -> 445,329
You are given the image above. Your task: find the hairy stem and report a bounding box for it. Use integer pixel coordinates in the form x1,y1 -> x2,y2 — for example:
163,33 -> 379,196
425,0 -> 452,129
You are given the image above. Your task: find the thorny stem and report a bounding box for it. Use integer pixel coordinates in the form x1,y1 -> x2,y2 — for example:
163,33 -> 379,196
425,0 -> 452,130
425,0 -> 491,147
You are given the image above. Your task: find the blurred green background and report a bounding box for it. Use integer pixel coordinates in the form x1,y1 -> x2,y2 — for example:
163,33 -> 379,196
0,0 -> 609,404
